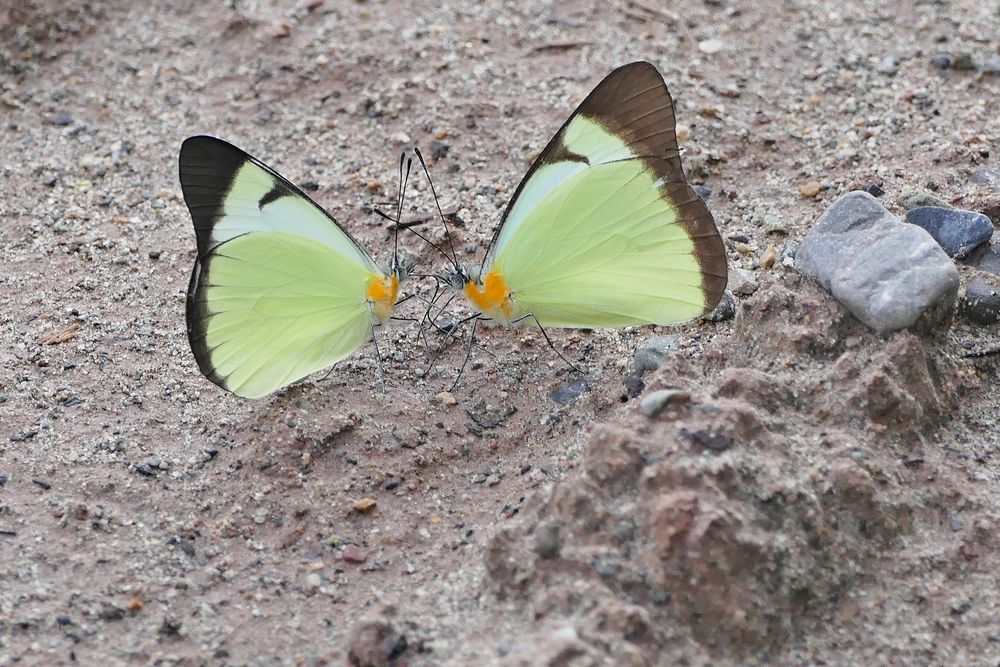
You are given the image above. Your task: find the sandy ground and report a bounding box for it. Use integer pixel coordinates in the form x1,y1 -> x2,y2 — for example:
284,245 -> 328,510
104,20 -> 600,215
1,1 -> 998,665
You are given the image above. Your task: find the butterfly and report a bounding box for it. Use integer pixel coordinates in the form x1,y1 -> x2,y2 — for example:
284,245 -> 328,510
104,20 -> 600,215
180,136 -> 414,398
436,61 -> 728,369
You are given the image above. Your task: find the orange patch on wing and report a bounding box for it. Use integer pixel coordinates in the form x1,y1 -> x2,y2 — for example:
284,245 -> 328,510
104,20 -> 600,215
464,270 -> 512,319
366,273 -> 399,321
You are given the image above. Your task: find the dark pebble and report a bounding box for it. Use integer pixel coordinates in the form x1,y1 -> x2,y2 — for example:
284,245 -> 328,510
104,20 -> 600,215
534,522 -> 561,559
952,52 -> 976,71
56,615 -> 71,626
148,250 -> 161,260
158,618 -> 182,636
519,464 -> 531,475
550,377 -> 588,405
99,604 -> 125,621
693,184 -> 712,200
704,290 -> 736,322
905,206 -> 994,258
179,540 -> 196,557
301,181 -> 319,192
930,53 -> 952,69
136,464 -> 157,477
49,112 -> 72,126
862,183 -> 885,197
383,476 -> 402,490
33,479 -> 51,490
0,472 -> 6,486
42,174 -> 58,187
961,276 -> 1000,325
430,140 -> 450,160
204,447 -> 219,459
623,372 -> 645,400
682,427 -> 730,451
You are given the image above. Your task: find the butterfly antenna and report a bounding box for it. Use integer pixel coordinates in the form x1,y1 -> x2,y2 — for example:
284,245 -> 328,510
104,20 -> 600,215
413,146 -> 460,270
373,207 -> 455,265
392,152 -> 413,272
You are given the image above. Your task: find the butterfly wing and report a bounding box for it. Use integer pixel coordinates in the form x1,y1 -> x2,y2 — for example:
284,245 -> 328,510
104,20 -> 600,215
180,136 -> 381,398
486,61 -> 727,327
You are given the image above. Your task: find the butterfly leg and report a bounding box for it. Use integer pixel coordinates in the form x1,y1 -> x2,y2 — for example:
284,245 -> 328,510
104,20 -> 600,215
370,322 -> 387,393
512,313 -> 584,375
450,316 -> 480,392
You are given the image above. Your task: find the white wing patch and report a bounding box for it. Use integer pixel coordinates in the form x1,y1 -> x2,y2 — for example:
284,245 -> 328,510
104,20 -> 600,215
493,116 -> 642,263
562,115 -> 635,164
211,162 -> 377,271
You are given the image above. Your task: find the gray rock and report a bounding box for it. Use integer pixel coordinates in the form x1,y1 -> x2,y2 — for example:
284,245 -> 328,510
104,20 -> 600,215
905,206 -> 993,258
899,187 -> 951,211
962,275 -> 1000,325
634,336 -> 679,374
796,191 -> 960,332
639,389 -> 690,417
728,267 -> 758,296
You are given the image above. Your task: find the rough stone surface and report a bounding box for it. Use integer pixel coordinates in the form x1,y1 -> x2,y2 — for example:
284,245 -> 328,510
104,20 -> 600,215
905,206 -> 993,258
796,191 -> 960,332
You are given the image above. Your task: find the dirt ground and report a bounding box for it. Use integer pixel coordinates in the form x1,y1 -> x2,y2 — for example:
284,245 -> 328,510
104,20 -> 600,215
1,1 -> 998,665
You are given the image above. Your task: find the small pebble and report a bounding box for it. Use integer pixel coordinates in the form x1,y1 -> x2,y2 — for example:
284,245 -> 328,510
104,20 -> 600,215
623,372 -> 645,400
728,267 -> 758,296
33,479 -> 51,490
383,477 -> 402,490
49,112 -> 72,126
436,391 -> 458,407
763,215 -> 789,234
342,544 -> 368,563
549,377 -> 588,405
639,389 -> 690,417
430,140 -> 450,160
905,206 -> 993,259
898,187 -> 951,211
800,180 -> 822,198
634,335 -> 679,374
352,498 -> 377,513
861,182 -> 885,197
698,38 -> 724,55
693,185 -> 712,200
704,290 -> 736,322
929,53 -> 952,70
0,472 -> 6,486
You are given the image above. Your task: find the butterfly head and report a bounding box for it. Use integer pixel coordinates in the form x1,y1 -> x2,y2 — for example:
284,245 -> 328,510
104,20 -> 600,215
438,264 -> 480,291
389,251 -> 415,282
